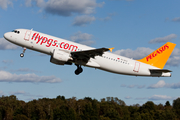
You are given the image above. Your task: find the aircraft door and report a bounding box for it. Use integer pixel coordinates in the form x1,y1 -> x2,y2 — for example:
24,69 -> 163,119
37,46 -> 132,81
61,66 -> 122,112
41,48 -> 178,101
24,31 -> 31,41
133,62 -> 140,72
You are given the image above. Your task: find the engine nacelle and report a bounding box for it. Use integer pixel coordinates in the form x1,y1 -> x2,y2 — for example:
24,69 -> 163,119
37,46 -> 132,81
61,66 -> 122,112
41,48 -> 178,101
50,49 -> 72,65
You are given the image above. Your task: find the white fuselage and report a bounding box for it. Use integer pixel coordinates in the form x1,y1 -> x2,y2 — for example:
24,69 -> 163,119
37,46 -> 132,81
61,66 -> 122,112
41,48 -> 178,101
4,29 -> 171,77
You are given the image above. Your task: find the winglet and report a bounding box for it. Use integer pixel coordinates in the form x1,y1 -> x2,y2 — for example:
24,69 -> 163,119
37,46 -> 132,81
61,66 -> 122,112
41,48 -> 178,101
109,47 -> 114,52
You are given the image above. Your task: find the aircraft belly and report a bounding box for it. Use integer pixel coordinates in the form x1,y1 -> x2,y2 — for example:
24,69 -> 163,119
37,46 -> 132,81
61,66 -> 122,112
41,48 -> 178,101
85,59 -> 100,68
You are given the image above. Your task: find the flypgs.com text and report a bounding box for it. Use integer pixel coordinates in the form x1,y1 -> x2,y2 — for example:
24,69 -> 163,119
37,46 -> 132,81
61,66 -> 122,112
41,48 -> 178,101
31,33 -> 78,51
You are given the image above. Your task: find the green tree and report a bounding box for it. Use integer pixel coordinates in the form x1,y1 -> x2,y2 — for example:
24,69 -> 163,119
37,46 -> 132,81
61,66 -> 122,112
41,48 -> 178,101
173,98 -> 180,119
165,101 -> 171,107
13,114 -> 30,120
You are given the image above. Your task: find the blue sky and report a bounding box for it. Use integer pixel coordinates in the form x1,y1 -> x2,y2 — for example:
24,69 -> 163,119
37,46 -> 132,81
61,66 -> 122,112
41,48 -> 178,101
0,0 -> 180,105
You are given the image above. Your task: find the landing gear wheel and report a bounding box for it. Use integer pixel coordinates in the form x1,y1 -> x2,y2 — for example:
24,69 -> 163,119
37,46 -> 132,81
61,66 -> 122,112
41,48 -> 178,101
20,47 -> 26,58
75,65 -> 83,75
75,69 -> 80,75
20,53 -> 24,57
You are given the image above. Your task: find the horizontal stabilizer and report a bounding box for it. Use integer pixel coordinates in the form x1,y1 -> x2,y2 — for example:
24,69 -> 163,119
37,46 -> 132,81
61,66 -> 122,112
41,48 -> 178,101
149,69 -> 172,73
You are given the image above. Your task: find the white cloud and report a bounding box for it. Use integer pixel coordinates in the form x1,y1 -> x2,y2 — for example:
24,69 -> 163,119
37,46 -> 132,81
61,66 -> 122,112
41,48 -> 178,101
0,38 -> 19,50
148,95 -> 174,101
135,97 -> 147,100
72,15 -> 96,26
121,84 -> 146,89
166,82 -> 180,89
125,96 -> 132,99
44,0 -> 100,16
148,80 -> 166,89
11,68 -> 40,73
98,13 -> 116,21
0,70 -> 62,83
137,85 -> 146,89
171,48 -> 180,56
35,0 -> 45,7
148,80 -> 180,89
122,80 -> 180,89
114,47 -> 154,60
135,95 -> 177,101
24,0 -> 105,17
166,48 -> 180,66
25,0 -> 45,7
127,85 -> 137,88
0,0 -> 13,9
9,90 -> 43,97
9,90 -> 44,101
9,91 -> 26,95
70,31 -> 94,45
166,56 -> 180,66
2,60 -> 13,64
172,17 -> 180,22
25,0 -> 32,7
23,0 -> 105,26
149,34 -> 177,44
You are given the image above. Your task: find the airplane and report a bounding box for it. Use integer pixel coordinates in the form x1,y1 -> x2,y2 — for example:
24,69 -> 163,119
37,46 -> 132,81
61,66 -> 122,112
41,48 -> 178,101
4,29 -> 176,77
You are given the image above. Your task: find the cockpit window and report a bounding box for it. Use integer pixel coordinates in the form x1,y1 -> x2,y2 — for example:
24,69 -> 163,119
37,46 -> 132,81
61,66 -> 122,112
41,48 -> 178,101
12,30 -> 20,34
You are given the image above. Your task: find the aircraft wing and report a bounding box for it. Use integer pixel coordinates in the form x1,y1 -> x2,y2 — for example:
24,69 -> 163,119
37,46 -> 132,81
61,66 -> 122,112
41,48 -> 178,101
71,47 -> 114,60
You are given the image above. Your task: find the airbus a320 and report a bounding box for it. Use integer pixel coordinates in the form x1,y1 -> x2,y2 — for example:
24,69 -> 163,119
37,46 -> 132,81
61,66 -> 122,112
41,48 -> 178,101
4,29 -> 176,77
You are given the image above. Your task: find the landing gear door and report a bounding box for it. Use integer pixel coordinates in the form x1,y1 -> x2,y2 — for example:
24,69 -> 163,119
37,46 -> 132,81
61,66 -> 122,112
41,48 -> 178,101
24,31 -> 32,41
133,62 -> 140,72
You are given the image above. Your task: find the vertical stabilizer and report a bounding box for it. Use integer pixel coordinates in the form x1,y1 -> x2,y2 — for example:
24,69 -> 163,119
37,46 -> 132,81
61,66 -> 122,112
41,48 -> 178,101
137,42 -> 176,69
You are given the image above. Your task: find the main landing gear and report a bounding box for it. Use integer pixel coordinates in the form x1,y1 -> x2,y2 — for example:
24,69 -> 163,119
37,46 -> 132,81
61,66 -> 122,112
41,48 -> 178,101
20,47 -> 26,57
75,64 -> 83,75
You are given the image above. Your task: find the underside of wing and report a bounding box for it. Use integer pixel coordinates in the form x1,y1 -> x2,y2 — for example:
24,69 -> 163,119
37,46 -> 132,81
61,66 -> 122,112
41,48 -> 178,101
70,47 -> 113,67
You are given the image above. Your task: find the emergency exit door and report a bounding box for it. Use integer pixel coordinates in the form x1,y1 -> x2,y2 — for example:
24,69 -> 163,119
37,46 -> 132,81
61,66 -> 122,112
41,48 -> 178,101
24,31 -> 31,41
133,62 -> 140,72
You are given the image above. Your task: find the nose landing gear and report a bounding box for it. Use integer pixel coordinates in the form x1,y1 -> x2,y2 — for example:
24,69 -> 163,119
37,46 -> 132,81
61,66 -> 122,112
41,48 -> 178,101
20,47 -> 26,57
75,64 -> 83,75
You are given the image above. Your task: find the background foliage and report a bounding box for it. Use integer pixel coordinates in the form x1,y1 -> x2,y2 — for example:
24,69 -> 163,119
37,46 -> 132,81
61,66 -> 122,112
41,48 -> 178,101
0,95 -> 179,120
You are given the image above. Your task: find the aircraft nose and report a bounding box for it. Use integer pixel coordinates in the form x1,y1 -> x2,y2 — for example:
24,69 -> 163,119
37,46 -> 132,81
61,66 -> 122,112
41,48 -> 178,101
4,32 -> 10,41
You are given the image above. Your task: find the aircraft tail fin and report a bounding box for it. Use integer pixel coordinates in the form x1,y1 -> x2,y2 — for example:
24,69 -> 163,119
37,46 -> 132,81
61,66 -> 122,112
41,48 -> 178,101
137,42 -> 176,69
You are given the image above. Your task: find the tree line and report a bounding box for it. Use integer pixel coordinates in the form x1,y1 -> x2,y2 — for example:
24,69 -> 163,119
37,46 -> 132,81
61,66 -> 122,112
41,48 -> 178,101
0,95 -> 180,120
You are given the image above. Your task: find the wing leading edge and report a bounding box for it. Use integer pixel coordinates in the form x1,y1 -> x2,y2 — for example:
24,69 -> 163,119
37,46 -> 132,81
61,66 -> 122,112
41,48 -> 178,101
71,47 -> 114,59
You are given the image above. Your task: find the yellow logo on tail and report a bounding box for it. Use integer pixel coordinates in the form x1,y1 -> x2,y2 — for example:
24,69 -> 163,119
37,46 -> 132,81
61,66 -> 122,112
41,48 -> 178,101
137,42 -> 176,69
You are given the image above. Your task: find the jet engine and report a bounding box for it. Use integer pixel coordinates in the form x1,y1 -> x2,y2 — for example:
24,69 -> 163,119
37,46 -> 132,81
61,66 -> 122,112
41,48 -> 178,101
50,49 -> 72,65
